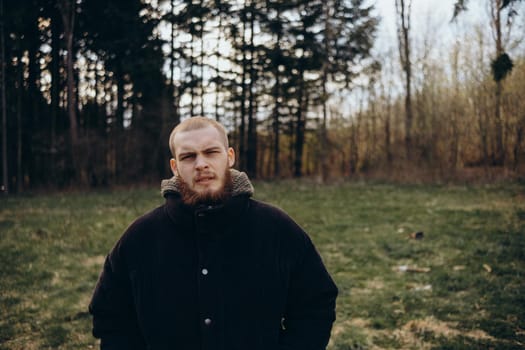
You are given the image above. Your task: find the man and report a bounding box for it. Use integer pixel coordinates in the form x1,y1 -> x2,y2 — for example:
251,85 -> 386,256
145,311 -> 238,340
89,117 -> 338,350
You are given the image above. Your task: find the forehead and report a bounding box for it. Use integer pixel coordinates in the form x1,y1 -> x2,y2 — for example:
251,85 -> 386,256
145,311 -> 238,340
173,126 -> 225,153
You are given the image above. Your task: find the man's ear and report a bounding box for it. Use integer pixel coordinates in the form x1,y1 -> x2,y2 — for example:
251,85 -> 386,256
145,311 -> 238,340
170,158 -> 178,176
227,147 -> 235,167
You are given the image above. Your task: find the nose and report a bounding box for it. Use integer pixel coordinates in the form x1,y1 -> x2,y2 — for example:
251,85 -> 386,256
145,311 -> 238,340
194,154 -> 209,170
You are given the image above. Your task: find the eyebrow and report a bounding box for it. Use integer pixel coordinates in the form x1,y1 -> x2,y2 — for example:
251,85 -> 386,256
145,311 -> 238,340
178,151 -> 195,158
177,146 -> 222,159
204,146 -> 222,152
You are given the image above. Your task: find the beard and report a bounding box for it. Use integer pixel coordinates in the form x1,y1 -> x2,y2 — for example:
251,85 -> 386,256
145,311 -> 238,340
178,168 -> 233,207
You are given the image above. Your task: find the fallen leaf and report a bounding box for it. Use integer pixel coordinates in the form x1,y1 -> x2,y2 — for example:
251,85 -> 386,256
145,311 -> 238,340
407,266 -> 431,273
395,265 -> 431,273
406,283 -> 432,291
483,264 -> 492,273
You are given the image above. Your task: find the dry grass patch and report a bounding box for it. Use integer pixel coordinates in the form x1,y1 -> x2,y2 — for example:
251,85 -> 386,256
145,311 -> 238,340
393,316 -> 495,349
82,255 -> 105,268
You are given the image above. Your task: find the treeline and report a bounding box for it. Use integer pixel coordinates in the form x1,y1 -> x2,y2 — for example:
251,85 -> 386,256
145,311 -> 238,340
1,0 -> 378,191
326,0 -> 525,182
1,0 -> 524,192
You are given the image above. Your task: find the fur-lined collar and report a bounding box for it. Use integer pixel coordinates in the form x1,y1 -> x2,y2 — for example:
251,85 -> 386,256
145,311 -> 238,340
160,169 -> 254,198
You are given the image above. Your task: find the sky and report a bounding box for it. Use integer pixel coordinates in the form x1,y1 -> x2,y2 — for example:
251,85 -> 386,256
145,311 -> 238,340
155,0 -> 522,118
368,0 -> 525,77
332,0 -> 491,117
371,0 -> 486,55
374,0 -> 458,32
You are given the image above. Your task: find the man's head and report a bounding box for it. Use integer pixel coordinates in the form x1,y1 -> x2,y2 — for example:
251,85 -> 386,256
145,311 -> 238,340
168,117 -> 235,206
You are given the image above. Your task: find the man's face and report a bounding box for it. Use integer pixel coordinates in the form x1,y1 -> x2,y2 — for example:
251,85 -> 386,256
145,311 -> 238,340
170,126 -> 235,204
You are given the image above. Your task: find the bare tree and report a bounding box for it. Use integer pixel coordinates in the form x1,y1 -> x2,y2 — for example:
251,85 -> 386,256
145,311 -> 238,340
395,0 -> 413,161
453,0 -> 522,165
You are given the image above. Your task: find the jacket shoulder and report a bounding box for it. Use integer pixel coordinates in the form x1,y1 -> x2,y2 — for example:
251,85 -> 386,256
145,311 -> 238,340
111,204 -> 168,254
247,199 -> 300,227
130,204 -> 167,229
246,199 -> 310,247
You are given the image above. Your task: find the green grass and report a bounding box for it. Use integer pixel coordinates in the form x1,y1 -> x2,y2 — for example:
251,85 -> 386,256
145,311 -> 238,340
1,181 -> 524,349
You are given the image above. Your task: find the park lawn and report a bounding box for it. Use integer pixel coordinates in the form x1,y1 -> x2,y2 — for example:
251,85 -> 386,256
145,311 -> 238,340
0,181 -> 524,349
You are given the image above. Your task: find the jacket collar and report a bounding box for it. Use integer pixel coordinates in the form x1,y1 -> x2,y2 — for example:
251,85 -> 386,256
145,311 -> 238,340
160,169 -> 254,234
160,169 -> 254,198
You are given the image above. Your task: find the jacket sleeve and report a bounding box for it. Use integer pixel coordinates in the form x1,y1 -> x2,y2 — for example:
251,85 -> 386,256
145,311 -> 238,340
279,233 -> 338,350
88,241 -> 147,350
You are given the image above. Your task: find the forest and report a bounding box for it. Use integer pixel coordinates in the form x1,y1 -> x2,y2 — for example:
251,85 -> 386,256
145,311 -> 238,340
1,0 -> 524,192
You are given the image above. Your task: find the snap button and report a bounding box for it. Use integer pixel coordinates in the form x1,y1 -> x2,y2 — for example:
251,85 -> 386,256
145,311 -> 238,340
201,268 -> 209,275
204,318 -> 212,326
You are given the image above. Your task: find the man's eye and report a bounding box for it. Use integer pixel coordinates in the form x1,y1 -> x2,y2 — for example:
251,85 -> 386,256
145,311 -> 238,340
180,155 -> 194,160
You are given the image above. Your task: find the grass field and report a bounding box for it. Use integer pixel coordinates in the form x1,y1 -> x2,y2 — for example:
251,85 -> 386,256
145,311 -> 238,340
1,181 -> 524,349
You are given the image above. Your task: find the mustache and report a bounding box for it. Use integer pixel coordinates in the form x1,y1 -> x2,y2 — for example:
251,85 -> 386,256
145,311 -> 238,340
194,172 -> 216,182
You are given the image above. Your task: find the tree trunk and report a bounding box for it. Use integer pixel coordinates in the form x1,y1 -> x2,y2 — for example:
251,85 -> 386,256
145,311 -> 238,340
50,6 -> 61,184
200,1 -> 205,117
246,2 -> 257,178
170,0 -> 179,125
272,91 -> 280,178
385,111 -> 392,165
58,0 -> 79,181
17,57 -> 23,192
288,118 -> 294,175
320,83 -> 328,181
190,31 -> 195,117
514,123 -> 523,171
404,64 -> 413,162
115,67 -> 125,182
380,74 -> 393,166
214,12 -> 222,122
26,5 -> 40,187
492,0 -> 504,165
271,8 -> 282,178
369,114 -> 375,167
349,124 -> 358,174
0,0 -> 7,193
272,101 -> 280,178
479,106 -> 490,174
294,66 -> 306,178
239,7 -> 247,170
62,3 -> 78,142
395,0 -> 413,161
319,1 -> 331,182
116,68 -> 125,130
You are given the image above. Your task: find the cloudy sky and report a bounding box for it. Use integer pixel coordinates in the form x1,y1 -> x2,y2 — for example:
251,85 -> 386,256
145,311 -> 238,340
371,0 -> 486,53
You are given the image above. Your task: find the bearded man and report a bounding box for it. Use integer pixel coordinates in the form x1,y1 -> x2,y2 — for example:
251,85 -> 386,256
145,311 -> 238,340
89,117 -> 338,350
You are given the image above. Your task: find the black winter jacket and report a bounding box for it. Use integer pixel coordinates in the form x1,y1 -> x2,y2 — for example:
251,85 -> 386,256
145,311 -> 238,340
89,170 -> 338,350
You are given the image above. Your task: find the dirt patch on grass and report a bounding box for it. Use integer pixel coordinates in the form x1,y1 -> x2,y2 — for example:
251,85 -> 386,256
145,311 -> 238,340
323,243 -> 352,265
83,255 -> 105,268
330,318 -> 387,350
393,316 -> 495,349
331,318 -> 371,338
365,278 -> 385,290
1,338 -> 41,350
